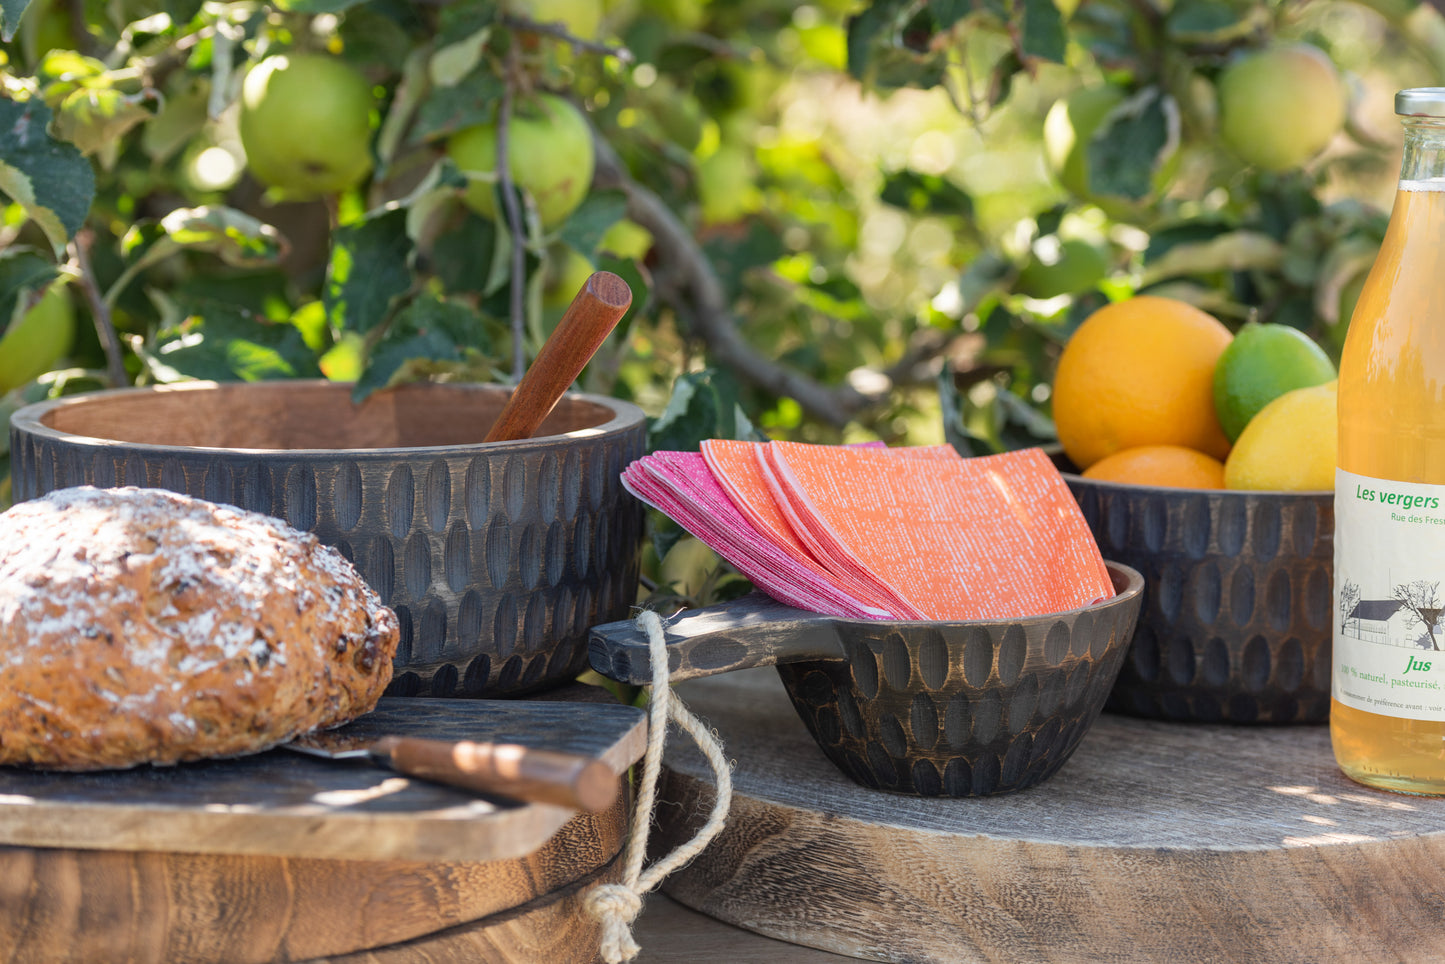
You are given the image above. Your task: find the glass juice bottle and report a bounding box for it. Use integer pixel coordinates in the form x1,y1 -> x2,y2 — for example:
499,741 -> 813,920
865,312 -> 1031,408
1333,88 -> 1445,795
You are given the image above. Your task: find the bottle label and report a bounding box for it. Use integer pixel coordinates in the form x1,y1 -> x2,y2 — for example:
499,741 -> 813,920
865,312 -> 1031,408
1334,468 -> 1445,721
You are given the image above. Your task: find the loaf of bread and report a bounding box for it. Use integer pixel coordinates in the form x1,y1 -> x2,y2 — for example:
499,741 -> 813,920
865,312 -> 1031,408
0,486 -> 400,770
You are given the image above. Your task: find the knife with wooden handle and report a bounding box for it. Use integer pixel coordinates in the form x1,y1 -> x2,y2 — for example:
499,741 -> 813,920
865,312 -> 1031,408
284,732 -> 619,812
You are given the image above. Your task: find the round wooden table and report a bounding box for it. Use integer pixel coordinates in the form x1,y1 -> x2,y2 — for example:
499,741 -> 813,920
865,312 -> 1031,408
651,668 -> 1445,963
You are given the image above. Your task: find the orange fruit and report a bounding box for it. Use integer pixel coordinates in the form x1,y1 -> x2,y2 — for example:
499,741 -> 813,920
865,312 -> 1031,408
1053,295 -> 1233,468
1082,445 -> 1226,489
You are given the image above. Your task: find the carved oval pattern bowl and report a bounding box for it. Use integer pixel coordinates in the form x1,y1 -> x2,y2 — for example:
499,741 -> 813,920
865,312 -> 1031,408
9,380 -> 647,699
590,561 -> 1144,797
1063,472 -> 1333,724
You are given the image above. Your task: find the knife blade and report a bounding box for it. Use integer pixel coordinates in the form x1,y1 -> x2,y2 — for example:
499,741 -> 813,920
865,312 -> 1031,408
284,731 -> 619,812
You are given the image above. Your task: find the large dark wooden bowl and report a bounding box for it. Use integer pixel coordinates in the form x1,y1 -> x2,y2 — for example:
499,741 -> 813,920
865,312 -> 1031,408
589,561 -> 1144,797
8,380 -> 647,699
1063,468 -> 1333,724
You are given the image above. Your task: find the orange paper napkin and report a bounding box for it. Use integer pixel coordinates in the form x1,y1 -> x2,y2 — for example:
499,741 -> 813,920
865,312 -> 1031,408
758,443 -> 1113,620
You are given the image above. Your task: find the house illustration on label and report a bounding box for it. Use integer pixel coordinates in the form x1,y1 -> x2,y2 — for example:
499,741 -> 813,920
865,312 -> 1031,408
1345,598 -> 1443,648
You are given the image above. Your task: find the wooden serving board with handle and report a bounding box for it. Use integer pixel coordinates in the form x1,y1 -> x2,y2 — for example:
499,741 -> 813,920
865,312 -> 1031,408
0,694 -> 647,964
0,696 -> 646,863
652,668 -> 1445,964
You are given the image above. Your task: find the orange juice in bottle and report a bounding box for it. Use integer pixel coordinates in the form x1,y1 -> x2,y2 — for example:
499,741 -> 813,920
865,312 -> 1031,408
1334,88 -> 1445,795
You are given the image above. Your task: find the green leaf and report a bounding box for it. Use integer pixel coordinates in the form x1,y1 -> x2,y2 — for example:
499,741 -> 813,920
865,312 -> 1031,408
436,0 -> 497,47
1085,88 -> 1177,200
938,364 -> 988,457
993,387 -> 1056,449
339,4 -> 421,72
150,301 -> 323,382
325,209 -> 415,334
1017,0 -> 1065,63
274,0 -> 367,12
431,211 -> 502,296
430,25 -> 492,88
1,0 -> 34,43
879,171 -> 975,218
1145,219 -> 1232,264
930,0 -> 973,30
846,0 -> 909,82
0,250 -> 59,335
956,251 -> 1011,312
165,0 -> 205,25
987,51 -> 1023,109
559,190 -> 627,257
412,70 -> 504,143
398,291 -> 492,347
1167,0 -> 1266,44
648,368 -> 763,453
702,222 -> 787,301
1035,203 -> 1067,239
140,81 -> 209,163
1139,230 -> 1283,285
0,97 -> 96,256
119,207 -> 289,292
52,88 -> 152,160
1255,174 -> 1323,241
352,294 -> 493,401
377,47 -> 431,172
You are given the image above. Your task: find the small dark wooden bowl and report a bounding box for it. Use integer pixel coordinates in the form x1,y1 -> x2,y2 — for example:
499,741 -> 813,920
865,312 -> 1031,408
1063,468 -> 1333,724
589,562 -> 1143,797
8,380 -> 647,698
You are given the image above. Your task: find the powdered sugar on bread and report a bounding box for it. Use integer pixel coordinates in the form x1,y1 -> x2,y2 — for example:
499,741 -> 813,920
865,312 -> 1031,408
0,486 -> 399,770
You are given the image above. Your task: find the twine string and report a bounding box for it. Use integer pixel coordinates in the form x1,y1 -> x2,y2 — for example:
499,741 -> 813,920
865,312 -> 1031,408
583,608 -> 733,963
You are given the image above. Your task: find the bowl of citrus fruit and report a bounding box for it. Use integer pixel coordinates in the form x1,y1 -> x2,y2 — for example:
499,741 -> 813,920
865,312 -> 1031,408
1052,295 -> 1334,724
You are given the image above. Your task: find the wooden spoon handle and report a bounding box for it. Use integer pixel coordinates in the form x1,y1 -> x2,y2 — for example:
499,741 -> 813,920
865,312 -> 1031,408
484,270 -> 633,443
370,736 -> 619,812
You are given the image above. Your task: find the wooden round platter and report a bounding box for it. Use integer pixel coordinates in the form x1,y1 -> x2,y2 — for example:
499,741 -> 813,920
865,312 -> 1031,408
651,668 -> 1445,964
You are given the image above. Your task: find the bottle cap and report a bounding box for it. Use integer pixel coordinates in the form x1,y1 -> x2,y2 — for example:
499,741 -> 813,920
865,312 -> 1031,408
1396,88 -> 1445,116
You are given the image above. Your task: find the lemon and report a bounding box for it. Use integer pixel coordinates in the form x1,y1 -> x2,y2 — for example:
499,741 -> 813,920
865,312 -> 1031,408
1223,381 -> 1336,491
1213,322 -> 1336,442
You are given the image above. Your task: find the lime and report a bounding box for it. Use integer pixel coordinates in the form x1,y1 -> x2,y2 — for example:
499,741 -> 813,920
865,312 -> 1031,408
1212,322 -> 1335,442
1223,381 -> 1336,491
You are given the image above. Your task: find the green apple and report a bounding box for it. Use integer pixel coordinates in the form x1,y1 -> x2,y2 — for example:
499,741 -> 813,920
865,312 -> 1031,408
448,93 -> 595,229
1217,43 -> 1345,172
239,54 -> 375,197
599,219 -> 653,260
515,0 -> 603,39
0,283 -> 76,394
659,535 -> 720,598
543,244 -> 596,314
640,0 -> 707,30
696,144 -> 760,224
643,78 -> 705,151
